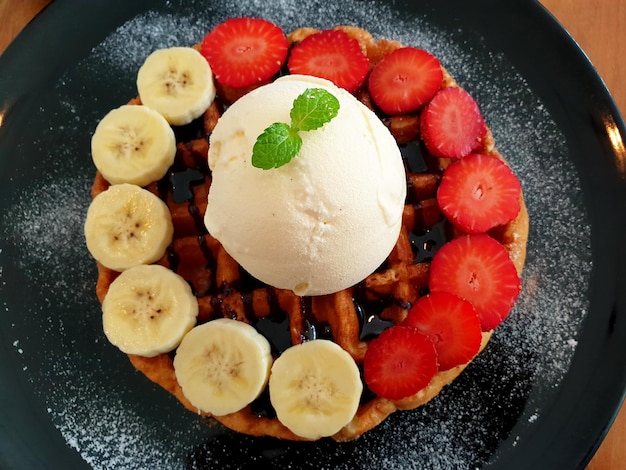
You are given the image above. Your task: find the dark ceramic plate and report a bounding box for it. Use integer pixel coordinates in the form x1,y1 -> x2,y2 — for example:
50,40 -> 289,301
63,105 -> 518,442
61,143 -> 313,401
1,0 -> 626,468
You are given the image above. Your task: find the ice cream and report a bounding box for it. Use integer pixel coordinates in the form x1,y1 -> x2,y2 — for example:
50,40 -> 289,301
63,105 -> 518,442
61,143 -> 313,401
204,75 -> 406,296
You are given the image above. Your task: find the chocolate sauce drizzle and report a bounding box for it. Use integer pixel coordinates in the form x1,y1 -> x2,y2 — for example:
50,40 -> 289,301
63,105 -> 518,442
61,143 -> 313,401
154,102 -> 452,417
158,127 -> 450,344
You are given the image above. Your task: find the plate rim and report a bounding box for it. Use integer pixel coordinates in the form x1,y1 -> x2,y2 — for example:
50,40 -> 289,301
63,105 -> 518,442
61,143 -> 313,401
1,0 -> 626,468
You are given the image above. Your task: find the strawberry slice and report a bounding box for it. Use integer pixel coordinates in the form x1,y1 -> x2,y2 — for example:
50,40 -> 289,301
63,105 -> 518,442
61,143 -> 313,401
201,18 -> 288,88
437,153 -> 522,234
287,29 -> 369,92
363,326 -> 437,400
402,292 -> 482,370
368,47 -> 443,115
420,86 -> 487,159
428,234 -> 521,331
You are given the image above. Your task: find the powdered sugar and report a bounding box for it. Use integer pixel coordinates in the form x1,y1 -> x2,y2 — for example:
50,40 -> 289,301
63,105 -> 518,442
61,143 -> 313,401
0,0 -> 592,468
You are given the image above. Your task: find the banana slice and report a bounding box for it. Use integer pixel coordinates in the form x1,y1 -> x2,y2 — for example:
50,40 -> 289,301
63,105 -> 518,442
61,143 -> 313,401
137,46 -> 216,126
91,104 -> 176,186
102,264 -> 198,357
173,318 -> 272,416
84,183 -> 174,271
269,339 -> 363,439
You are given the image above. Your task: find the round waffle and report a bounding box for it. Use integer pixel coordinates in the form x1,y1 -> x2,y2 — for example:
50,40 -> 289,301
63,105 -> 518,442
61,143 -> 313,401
89,26 -> 529,442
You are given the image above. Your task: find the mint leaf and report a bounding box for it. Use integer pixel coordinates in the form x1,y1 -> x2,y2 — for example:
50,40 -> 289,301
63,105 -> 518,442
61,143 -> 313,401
251,88 -> 340,170
291,88 -> 340,131
251,122 -> 302,170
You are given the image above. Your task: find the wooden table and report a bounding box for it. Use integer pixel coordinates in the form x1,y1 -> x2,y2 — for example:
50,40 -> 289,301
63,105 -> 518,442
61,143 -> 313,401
0,1 -> 624,468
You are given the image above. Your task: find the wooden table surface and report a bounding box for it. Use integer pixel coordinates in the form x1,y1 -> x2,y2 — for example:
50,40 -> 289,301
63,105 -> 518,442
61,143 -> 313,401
1,0 -> 624,468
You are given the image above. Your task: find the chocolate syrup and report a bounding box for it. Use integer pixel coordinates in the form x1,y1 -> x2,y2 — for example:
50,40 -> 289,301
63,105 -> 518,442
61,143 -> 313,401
253,310 -> 292,355
400,139 -> 443,173
409,219 -> 449,263
156,168 -> 173,200
172,114 -> 206,142
160,111 -> 453,420
299,296 -> 332,342
400,141 -> 428,173
166,245 -> 181,272
352,294 -> 395,341
187,201 -> 207,236
170,168 -> 205,203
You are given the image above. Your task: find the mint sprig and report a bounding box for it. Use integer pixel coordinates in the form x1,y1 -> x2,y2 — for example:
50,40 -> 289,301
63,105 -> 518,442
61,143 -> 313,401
252,88 -> 340,170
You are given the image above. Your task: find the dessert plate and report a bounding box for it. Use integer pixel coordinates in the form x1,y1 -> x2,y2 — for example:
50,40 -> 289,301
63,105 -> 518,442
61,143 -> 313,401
1,0 -> 625,468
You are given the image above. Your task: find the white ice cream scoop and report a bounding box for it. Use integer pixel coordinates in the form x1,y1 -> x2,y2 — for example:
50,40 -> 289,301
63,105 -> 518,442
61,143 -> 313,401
204,75 -> 406,296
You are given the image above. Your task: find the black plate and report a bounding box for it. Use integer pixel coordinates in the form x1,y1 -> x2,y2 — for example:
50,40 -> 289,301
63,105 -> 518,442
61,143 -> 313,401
1,0 -> 626,468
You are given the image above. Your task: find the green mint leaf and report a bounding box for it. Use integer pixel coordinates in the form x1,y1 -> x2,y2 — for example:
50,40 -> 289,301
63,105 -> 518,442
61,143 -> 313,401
251,122 -> 302,170
251,88 -> 340,170
290,88 -> 340,132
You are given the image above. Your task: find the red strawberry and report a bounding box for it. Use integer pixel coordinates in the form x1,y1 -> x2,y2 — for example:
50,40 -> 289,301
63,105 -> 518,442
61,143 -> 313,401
437,153 -> 522,234
402,292 -> 482,370
287,29 -> 369,92
201,18 -> 288,88
368,47 -> 443,115
420,86 -> 487,159
428,234 -> 521,331
363,326 -> 437,400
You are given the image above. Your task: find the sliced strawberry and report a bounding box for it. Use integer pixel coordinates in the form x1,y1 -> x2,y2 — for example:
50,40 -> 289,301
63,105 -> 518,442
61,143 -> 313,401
363,326 -> 437,400
368,47 -> 443,115
402,292 -> 482,370
201,18 -> 288,88
437,153 -> 522,234
287,29 -> 369,93
420,87 -> 487,159
428,234 -> 521,331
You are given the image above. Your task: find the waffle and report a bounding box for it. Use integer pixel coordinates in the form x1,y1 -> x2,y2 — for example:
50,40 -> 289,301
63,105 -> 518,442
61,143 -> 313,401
89,26 -> 529,442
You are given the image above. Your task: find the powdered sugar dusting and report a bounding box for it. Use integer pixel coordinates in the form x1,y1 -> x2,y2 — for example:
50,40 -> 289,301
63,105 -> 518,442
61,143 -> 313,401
0,0 -> 591,468
47,371 -> 182,468
3,175 -> 91,280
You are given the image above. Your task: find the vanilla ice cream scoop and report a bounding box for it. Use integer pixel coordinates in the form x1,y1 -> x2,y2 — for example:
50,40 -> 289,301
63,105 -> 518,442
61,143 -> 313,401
204,75 -> 406,296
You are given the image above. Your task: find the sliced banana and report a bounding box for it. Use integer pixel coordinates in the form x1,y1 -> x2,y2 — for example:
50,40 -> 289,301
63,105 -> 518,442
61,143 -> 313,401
137,46 -> 216,126
84,183 -> 173,271
269,339 -> 363,439
91,104 -> 176,186
173,318 -> 273,416
102,264 -> 198,357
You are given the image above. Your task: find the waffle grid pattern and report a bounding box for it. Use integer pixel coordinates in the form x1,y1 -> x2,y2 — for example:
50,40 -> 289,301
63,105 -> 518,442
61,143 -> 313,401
89,26 -> 529,442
